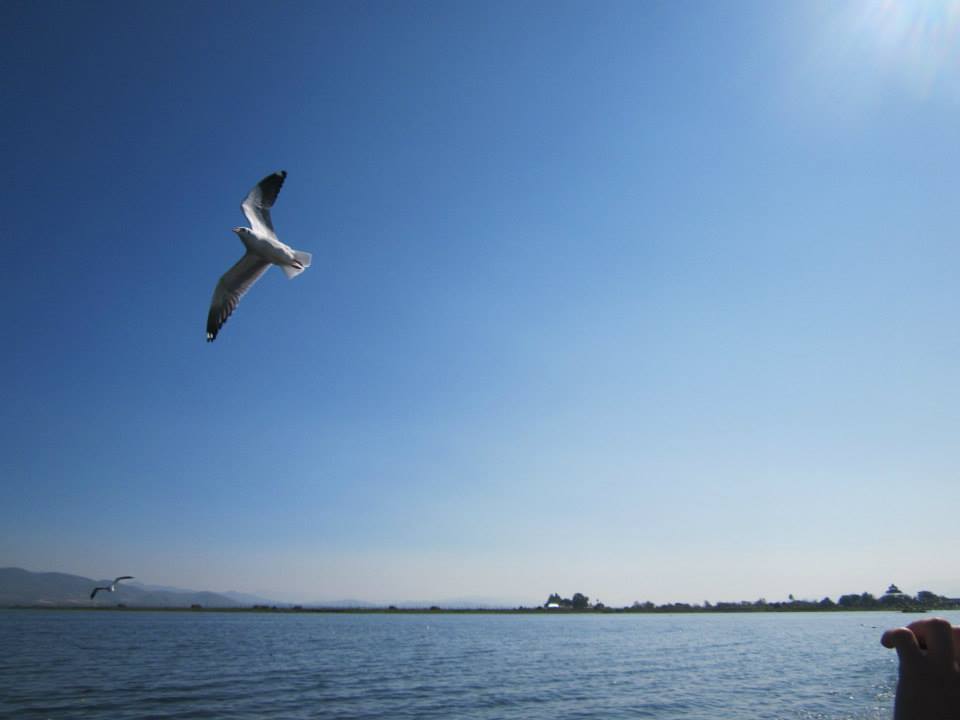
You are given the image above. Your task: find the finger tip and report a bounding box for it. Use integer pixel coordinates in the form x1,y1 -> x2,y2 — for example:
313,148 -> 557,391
881,627 -> 913,649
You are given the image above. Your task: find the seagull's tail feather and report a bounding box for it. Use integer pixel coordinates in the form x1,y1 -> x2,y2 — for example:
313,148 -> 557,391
294,250 -> 312,269
281,251 -> 312,279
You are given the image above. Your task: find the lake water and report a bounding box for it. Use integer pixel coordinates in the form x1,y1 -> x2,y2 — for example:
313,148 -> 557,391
3,609 -> 956,719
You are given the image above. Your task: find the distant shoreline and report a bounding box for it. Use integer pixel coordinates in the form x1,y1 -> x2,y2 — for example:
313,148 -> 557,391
5,604 -> 959,615
6,569 -> 957,615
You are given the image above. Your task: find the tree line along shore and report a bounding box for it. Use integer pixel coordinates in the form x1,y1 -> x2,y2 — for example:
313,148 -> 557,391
7,585 -> 959,614
538,585 -> 960,614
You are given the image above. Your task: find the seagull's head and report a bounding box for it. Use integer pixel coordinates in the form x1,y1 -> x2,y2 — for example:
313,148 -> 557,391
232,227 -> 249,238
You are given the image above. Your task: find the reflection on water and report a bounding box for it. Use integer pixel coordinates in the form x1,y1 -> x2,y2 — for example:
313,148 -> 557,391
3,609 -> 952,719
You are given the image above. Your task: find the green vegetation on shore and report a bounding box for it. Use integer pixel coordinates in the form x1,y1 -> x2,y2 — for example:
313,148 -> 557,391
540,584 -> 960,614
7,584 -> 959,614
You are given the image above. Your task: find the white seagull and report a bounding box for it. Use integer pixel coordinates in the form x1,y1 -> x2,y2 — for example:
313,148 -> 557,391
90,576 -> 134,600
206,170 -> 312,341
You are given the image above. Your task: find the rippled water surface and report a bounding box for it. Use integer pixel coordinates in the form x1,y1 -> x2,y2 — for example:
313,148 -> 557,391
3,609 -> 956,719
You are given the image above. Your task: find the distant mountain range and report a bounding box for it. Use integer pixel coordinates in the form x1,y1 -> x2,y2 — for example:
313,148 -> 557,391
0,568 -> 249,608
126,581 -> 280,607
0,568 -> 522,609
385,597 -> 515,610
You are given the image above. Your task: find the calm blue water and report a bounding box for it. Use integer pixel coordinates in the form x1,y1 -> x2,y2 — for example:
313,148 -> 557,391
2,609 -> 956,719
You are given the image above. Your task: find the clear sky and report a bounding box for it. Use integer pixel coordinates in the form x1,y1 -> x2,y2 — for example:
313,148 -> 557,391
2,0 -> 959,606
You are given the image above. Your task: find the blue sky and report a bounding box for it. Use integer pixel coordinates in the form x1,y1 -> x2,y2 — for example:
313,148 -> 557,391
2,0 -> 959,605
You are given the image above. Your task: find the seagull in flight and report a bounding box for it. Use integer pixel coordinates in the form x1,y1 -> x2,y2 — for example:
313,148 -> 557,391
90,576 -> 134,600
206,170 -> 312,341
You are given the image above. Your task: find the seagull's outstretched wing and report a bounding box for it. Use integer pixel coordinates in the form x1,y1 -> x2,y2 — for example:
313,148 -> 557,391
114,576 -> 134,583
241,170 -> 287,237
207,253 -> 272,341
91,587 -> 105,599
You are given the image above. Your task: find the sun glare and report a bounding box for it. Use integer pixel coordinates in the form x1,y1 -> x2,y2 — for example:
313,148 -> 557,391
846,0 -> 960,96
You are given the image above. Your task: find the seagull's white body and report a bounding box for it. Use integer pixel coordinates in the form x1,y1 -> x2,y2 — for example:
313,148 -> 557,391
90,575 -> 134,600
206,170 -> 311,341
237,227 -> 299,268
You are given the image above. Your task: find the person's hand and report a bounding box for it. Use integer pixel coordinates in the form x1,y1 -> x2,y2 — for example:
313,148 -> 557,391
881,617 -> 960,720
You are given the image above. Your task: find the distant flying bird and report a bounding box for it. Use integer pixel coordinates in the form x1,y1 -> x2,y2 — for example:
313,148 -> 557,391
206,170 -> 312,341
90,576 -> 134,600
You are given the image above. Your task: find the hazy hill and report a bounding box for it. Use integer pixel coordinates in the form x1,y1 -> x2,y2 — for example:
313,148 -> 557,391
128,582 -> 285,607
0,568 -> 519,610
0,567 -> 242,608
304,598 -> 380,609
